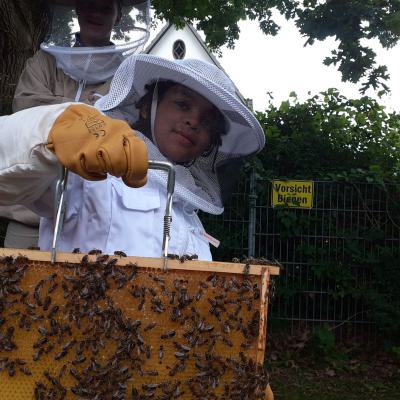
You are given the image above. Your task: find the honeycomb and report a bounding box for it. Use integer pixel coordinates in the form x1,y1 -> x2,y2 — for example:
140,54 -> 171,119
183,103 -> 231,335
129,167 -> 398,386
0,251 -> 276,399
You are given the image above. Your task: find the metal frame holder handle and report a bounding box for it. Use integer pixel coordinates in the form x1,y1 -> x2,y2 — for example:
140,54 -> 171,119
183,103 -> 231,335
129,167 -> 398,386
148,160 -> 175,271
51,161 -> 175,271
51,166 -> 69,264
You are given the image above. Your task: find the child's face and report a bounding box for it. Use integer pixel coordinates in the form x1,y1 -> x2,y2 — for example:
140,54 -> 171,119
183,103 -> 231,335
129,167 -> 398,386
153,84 -> 218,163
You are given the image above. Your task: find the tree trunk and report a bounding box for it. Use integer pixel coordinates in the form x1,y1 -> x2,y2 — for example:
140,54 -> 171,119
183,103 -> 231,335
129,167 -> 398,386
0,0 -> 49,114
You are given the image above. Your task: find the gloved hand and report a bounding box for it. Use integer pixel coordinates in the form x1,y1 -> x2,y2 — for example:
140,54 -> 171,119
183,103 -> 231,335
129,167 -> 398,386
46,104 -> 148,188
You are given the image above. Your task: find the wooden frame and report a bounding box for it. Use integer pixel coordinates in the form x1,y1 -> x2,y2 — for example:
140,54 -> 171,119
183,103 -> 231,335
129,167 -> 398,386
0,249 -> 279,399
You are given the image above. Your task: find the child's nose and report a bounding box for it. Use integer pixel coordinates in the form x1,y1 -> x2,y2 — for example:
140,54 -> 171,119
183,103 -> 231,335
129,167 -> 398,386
185,110 -> 201,130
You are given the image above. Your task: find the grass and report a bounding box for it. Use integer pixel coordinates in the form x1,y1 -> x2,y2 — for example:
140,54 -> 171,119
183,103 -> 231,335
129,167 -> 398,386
265,330 -> 400,400
271,366 -> 400,400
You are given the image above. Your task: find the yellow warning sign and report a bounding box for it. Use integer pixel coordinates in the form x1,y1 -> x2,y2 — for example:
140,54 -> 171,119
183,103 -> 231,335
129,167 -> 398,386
272,180 -> 314,208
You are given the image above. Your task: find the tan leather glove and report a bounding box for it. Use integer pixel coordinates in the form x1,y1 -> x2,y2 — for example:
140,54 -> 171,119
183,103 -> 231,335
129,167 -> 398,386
46,104 -> 148,188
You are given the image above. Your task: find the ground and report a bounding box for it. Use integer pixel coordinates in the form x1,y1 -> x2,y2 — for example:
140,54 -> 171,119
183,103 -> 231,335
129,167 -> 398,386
266,330 -> 400,400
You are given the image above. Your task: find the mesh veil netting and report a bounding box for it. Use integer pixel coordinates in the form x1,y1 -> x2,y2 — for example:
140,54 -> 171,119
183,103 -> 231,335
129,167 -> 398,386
42,0 -> 150,84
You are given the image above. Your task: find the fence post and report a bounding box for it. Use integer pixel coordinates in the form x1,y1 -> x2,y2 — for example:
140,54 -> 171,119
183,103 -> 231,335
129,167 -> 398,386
248,168 -> 257,257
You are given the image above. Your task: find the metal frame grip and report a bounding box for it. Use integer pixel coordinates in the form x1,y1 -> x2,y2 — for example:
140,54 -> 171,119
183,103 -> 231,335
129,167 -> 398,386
50,161 -> 175,271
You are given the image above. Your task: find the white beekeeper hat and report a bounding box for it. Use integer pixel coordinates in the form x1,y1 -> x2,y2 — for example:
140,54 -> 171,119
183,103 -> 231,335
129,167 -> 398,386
97,54 -> 265,157
96,54 -> 266,214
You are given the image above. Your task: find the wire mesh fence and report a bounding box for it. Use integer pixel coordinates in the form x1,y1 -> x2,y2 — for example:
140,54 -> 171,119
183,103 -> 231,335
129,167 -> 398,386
1,170 -> 398,342
201,173 -> 400,342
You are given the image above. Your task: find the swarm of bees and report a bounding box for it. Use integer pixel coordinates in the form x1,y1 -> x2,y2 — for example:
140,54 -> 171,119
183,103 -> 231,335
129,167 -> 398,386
0,253 -> 269,399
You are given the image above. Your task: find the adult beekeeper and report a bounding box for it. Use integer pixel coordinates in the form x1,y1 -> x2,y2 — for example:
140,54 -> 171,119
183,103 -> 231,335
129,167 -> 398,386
0,54 -> 265,260
1,0 -> 150,249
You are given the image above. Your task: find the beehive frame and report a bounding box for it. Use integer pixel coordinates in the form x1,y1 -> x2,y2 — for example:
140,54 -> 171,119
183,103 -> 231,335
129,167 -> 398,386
0,249 -> 279,400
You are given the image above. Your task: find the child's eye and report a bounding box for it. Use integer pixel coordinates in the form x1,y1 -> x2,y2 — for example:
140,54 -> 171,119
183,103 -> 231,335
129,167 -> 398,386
200,119 -> 212,129
175,101 -> 190,110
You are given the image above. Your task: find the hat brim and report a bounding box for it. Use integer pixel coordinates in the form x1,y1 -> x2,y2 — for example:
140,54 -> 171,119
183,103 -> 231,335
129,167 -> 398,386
50,0 -> 145,6
105,54 -> 265,157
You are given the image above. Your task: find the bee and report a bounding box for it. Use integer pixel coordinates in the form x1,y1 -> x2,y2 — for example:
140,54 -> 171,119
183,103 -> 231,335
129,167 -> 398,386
138,298 -> 145,311
167,253 -> 180,260
195,289 -> 204,301
206,273 -> 218,287
114,250 -> 127,257
145,345 -> 152,359
88,248 -> 102,255
146,369 -> 159,376
19,366 -> 32,376
148,287 -> 157,297
42,295 -> 51,311
7,362 -> 15,377
161,329 -> 176,339
69,367 -> 80,380
168,361 -> 186,376
179,254 -> 190,263
33,348 -> 44,361
222,321 -> 232,334
47,305 -> 59,318
243,262 -> 250,275
158,345 -> 164,362
222,336 -> 233,347
174,351 -> 188,360
144,321 -> 156,331
33,336 -> 48,348
62,339 -> 76,351
47,282 -> 58,294
199,322 -> 214,333
33,279 -> 45,306
174,342 -> 191,353
96,254 -> 109,263
58,364 -> 67,379
54,349 -> 67,360
142,383 -> 161,390
72,355 -> 86,365
131,388 -> 139,399
106,257 -> 118,267
15,255 -> 29,264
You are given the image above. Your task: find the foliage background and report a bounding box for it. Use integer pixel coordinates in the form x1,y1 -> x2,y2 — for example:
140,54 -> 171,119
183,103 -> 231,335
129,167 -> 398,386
202,89 -> 400,346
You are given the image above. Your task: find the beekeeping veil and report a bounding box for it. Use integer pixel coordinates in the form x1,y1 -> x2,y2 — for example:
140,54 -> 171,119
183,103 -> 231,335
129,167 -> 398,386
96,54 -> 266,215
42,0 -> 150,84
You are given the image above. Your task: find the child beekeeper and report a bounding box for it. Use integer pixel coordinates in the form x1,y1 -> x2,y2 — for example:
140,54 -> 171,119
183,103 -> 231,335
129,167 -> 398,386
0,54 -> 265,260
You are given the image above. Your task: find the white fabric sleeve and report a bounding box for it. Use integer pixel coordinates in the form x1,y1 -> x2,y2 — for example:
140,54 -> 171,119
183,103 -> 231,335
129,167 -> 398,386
0,102 -> 75,208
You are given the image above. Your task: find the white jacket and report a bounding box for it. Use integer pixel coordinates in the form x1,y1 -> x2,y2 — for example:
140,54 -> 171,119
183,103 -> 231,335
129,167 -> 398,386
0,103 -> 211,259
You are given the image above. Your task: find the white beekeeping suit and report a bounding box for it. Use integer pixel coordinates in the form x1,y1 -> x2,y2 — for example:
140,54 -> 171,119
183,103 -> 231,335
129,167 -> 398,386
0,55 -> 266,259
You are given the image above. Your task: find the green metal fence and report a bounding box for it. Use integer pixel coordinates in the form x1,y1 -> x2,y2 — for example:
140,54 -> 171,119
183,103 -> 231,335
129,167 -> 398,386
1,160 -> 398,341
201,172 -> 400,342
